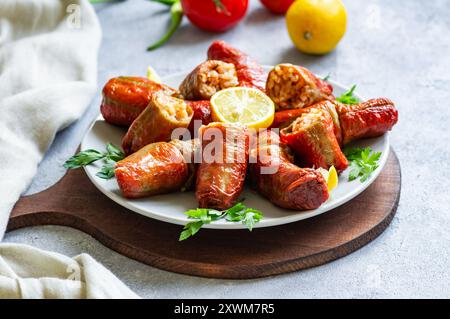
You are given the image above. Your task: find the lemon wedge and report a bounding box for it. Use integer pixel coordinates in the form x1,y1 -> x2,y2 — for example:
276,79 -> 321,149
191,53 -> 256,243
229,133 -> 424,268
317,165 -> 339,192
210,87 -> 275,129
147,66 -> 162,83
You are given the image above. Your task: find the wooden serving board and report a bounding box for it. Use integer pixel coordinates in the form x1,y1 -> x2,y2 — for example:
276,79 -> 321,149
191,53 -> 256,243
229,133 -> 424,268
7,149 -> 401,279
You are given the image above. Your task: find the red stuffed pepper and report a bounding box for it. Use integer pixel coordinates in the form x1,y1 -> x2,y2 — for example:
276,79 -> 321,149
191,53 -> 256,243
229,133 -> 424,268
272,100 -> 343,146
266,63 -> 333,110
122,92 -> 193,155
280,106 -> 348,172
115,141 -> 191,198
335,98 -> 398,145
101,77 -> 179,126
196,123 -> 249,210
179,60 -> 238,100
249,130 -> 329,210
207,40 -> 267,91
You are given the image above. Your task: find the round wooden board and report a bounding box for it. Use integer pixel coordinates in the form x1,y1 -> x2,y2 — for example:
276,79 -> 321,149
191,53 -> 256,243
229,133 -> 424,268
8,149 -> 401,279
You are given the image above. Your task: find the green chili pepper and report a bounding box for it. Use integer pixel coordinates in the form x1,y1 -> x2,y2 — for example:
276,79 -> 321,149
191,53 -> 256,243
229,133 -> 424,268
147,0 -> 183,51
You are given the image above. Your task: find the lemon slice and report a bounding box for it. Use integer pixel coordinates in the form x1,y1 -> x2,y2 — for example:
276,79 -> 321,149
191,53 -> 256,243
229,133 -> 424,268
317,166 -> 339,192
210,87 -> 275,129
147,66 -> 161,83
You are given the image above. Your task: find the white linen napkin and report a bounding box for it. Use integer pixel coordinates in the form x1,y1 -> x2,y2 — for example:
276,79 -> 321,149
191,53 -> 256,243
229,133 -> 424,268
0,0 -> 140,299
0,244 -> 139,298
0,0 -> 100,238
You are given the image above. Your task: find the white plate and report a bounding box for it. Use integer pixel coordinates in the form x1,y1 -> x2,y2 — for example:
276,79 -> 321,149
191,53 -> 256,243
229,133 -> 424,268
82,68 -> 389,229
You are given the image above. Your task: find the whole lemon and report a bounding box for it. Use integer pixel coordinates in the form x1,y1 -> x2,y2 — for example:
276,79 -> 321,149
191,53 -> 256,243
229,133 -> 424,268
286,0 -> 347,55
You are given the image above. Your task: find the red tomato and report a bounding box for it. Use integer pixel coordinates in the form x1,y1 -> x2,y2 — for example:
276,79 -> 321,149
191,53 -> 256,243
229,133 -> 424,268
181,0 -> 248,32
260,0 -> 294,14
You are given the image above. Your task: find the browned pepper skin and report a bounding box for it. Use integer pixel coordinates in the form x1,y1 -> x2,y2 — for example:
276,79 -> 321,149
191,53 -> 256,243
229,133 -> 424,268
115,142 -> 189,199
207,40 -> 267,91
270,108 -> 306,129
196,123 -> 249,210
100,77 -> 179,127
280,107 -> 348,173
187,100 -> 213,137
249,131 -> 329,210
271,101 -> 343,146
336,98 -> 398,145
122,92 -> 193,155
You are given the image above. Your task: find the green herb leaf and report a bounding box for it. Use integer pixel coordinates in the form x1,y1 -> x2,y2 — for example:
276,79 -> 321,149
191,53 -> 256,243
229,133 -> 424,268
336,85 -> 361,105
106,143 -> 125,162
96,160 -> 116,179
183,208 -> 209,219
64,143 -> 124,180
243,209 -> 263,231
179,203 -> 264,241
179,221 -> 204,241
344,147 -> 365,161
63,149 -> 105,169
322,73 -> 331,81
344,147 -> 382,182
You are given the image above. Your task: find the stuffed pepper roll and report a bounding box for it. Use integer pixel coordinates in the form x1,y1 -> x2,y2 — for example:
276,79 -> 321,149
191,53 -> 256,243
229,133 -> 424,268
207,40 -> 267,91
336,98 -> 398,145
266,64 -> 334,110
196,123 -> 249,210
115,141 -> 191,198
187,100 -> 213,136
101,77 -> 179,126
272,101 -> 343,146
122,91 -> 193,155
280,106 -> 348,172
179,60 -> 238,100
249,130 -> 329,210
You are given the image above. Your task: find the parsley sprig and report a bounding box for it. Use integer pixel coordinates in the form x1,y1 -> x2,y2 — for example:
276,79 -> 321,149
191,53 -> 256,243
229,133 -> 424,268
336,84 -> 361,105
64,143 -> 125,179
179,202 -> 263,241
344,147 -> 382,182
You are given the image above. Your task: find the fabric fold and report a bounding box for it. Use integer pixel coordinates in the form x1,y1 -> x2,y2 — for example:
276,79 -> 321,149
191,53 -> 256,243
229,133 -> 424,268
0,244 -> 139,299
0,0 -> 101,238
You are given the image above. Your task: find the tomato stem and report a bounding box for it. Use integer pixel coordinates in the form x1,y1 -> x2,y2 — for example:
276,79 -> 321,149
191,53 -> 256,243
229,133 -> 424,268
212,0 -> 231,16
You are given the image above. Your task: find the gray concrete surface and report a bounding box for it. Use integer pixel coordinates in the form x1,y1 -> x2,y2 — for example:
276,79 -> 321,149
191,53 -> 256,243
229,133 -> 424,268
4,0 -> 450,298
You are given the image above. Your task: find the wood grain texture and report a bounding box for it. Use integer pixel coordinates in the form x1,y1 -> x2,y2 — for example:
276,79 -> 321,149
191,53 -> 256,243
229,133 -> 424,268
7,149 -> 401,279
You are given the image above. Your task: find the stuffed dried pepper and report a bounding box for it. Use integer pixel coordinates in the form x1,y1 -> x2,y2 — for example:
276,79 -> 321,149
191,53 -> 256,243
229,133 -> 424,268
272,100 -> 343,146
207,40 -> 267,91
179,60 -> 238,100
335,98 -> 398,145
196,123 -> 249,210
122,92 -> 193,155
266,63 -> 334,110
101,77 -> 179,126
249,130 -> 329,210
280,107 -> 348,172
115,141 -> 190,198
